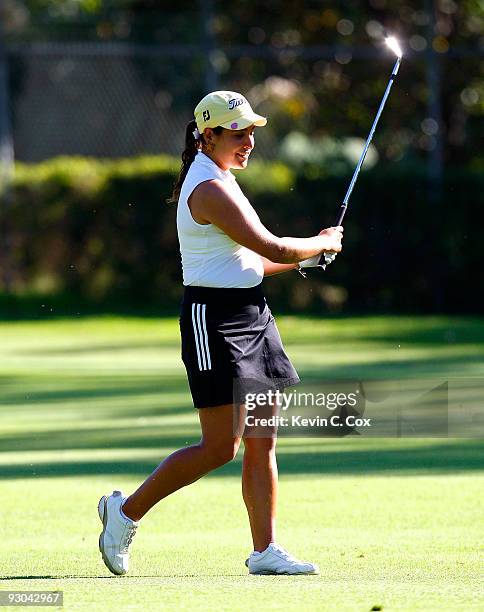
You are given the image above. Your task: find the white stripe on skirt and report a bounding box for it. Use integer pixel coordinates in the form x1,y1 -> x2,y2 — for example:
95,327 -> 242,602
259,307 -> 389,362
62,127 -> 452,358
200,304 -> 212,370
191,303 -> 212,371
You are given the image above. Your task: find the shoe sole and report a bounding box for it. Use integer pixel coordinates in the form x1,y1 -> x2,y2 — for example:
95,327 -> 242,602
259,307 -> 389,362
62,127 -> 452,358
98,495 -> 126,576
246,555 -> 318,575
249,569 -> 318,575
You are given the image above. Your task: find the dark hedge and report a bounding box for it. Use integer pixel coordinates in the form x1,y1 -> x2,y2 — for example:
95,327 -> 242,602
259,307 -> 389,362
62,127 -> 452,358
0,156 -> 481,316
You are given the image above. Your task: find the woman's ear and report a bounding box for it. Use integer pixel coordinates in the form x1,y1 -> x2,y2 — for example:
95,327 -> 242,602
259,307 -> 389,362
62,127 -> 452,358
203,128 -> 213,143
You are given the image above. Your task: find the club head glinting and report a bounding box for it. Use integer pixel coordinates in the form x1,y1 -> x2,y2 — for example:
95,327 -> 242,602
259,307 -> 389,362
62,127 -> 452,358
385,36 -> 403,58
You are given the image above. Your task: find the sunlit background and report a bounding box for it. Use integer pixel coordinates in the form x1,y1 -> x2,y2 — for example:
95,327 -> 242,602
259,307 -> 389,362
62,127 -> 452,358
0,0 -> 482,313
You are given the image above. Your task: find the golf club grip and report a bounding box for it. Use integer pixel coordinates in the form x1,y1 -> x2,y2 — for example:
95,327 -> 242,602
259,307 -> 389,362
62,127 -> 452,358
335,203 -> 347,227
319,204 -> 346,269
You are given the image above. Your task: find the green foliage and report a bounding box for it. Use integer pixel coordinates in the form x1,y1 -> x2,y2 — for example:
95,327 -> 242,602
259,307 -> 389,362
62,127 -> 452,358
236,160 -> 295,194
2,155 -> 482,314
19,0 -> 103,18
5,2 -> 481,166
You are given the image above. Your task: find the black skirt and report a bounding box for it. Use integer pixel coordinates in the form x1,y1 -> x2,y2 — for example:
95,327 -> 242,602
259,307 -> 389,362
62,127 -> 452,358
179,284 -> 300,408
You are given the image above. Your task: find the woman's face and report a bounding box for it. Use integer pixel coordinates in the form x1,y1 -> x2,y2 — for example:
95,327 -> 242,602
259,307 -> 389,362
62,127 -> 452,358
203,125 -> 255,171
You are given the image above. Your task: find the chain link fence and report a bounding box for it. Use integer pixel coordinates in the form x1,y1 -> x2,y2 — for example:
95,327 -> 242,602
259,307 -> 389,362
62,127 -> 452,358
8,43 -> 204,161
2,32 -> 482,171
3,40 -> 441,165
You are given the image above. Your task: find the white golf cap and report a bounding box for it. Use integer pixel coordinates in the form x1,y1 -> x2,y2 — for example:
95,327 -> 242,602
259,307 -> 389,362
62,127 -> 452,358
194,91 -> 267,132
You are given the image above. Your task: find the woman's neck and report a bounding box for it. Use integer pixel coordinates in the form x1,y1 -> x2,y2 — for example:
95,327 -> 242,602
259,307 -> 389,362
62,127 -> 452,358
201,149 -> 229,172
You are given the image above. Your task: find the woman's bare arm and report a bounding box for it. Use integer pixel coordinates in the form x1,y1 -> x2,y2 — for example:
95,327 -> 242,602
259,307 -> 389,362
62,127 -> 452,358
189,179 -> 343,264
260,258 -> 298,276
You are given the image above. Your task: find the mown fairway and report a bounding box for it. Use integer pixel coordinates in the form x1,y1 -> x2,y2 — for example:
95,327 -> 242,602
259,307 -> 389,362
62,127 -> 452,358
0,315 -> 483,611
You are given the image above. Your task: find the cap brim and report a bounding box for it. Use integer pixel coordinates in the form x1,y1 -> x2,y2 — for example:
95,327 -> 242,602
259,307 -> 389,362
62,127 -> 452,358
219,113 -> 267,130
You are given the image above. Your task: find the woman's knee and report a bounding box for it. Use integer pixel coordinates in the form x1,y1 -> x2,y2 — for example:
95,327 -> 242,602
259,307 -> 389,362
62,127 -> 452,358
243,436 -> 277,454
200,437 -> 241,468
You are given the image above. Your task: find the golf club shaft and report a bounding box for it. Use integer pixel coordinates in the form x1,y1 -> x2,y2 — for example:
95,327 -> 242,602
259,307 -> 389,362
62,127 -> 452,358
319,56 -> 401,268
335,56 -> 401,226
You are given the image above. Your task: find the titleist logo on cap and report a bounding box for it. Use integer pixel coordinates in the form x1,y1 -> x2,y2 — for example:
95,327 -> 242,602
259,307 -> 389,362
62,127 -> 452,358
228,98 -> 245,110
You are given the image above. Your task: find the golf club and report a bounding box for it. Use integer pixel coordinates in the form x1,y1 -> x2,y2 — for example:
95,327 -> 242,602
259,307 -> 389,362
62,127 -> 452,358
306,36 -> 403,272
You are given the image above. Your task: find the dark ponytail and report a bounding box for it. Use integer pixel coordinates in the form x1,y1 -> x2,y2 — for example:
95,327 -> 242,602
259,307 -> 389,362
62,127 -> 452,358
167,121 -> 224,204
167,120 -> 200,204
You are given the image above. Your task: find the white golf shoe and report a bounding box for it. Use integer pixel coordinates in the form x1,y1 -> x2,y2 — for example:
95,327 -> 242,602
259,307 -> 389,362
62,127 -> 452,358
246,543 -> 319,575
98,490 -> 139,575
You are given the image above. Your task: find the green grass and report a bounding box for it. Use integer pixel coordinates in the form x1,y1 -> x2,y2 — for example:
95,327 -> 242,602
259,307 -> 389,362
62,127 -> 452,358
0,315 -> 483,611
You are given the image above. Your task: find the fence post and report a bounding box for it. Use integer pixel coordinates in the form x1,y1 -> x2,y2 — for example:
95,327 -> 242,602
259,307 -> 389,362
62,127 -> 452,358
0,18 -> 14,293
424,0 -> 445,310
425,0 -> 443,201
0,19 -> 14,198
198,0 -> 219,93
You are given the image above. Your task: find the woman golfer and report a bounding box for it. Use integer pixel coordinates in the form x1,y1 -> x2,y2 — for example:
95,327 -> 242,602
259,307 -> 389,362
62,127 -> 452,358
98,91 -> 343,575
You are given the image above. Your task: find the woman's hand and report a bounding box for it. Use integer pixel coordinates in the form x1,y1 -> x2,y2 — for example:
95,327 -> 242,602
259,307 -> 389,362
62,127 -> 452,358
318,226 -> 344,253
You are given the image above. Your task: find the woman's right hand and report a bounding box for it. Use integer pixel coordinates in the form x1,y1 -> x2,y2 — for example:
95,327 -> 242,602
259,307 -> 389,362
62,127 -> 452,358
318,226 -> 344,253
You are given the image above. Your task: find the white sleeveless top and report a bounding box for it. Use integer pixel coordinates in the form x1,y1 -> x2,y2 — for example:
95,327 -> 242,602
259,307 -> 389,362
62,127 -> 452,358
177,152 -> 264,288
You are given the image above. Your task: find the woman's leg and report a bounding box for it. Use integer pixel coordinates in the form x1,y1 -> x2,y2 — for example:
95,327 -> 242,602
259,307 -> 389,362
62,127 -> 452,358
242,435 -> 319,575
241,435 -> 278,552
122,404 -> 241,521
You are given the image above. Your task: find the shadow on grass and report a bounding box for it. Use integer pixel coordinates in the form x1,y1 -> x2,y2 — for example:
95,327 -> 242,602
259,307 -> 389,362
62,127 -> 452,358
282,317 -> 484,347
0,427 -> 200,453
359,318 -> 484,346
1,440 -> 483,480
0,575 -> 115,580
15,340 -> 181,355
297,352 -> 484,379
0,574 -> 244,580
0,375 -> 190,408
